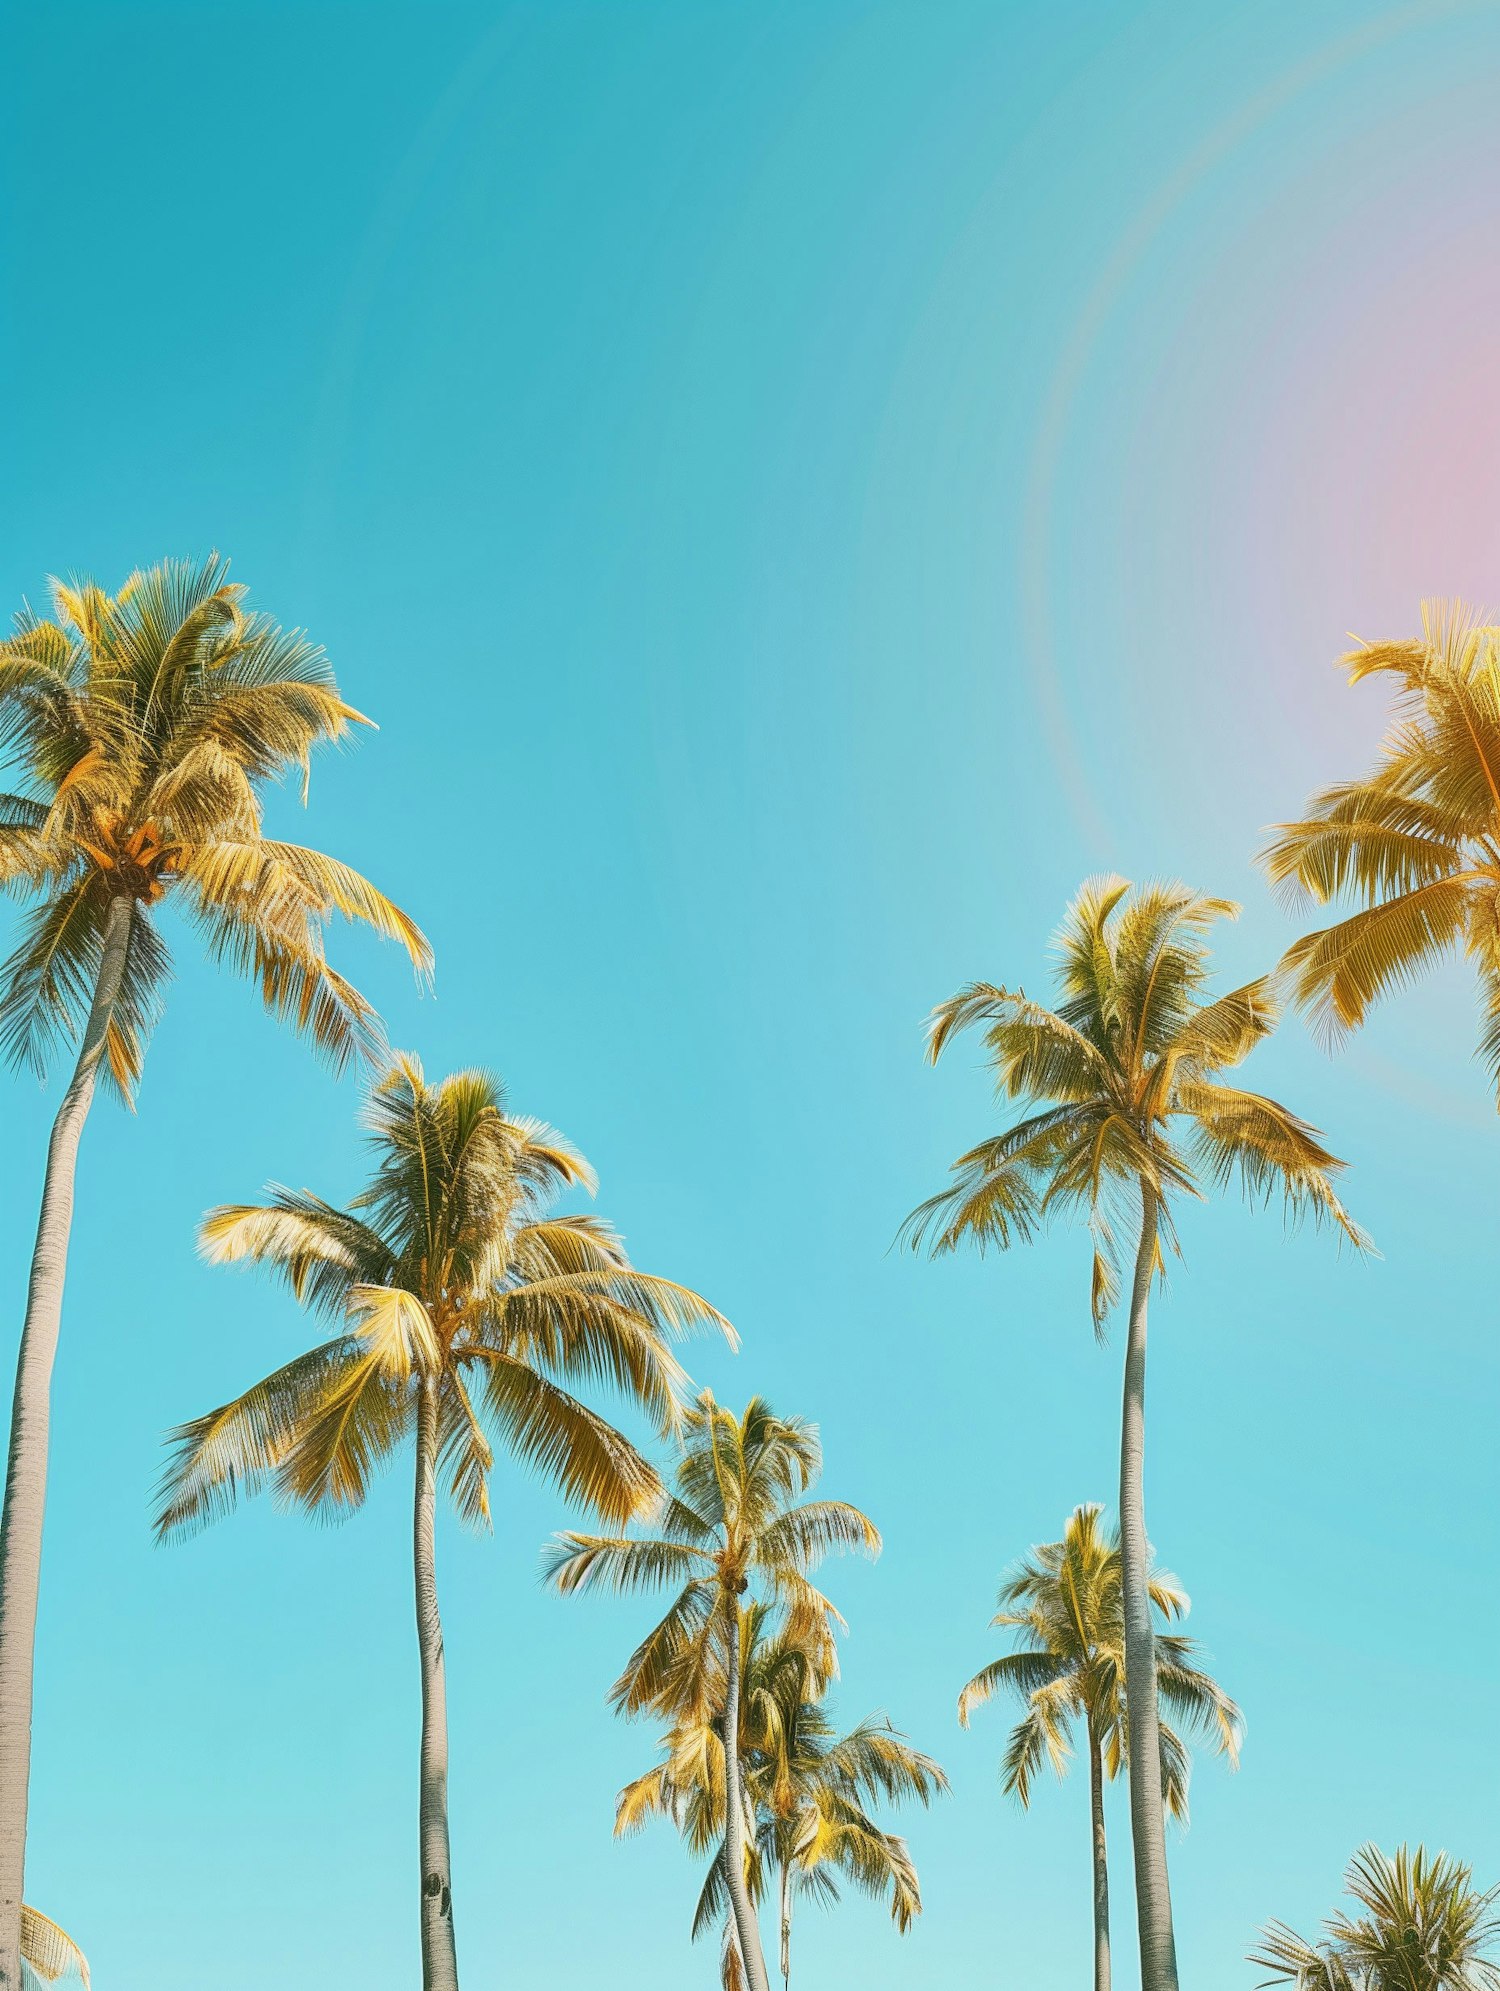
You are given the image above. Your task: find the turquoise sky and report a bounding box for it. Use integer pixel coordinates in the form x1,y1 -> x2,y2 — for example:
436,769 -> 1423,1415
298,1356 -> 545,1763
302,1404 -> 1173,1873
4,3 -> 1499,1986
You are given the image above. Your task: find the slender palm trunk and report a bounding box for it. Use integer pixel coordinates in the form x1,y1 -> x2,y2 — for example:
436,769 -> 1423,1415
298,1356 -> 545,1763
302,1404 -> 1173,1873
0,894 -> 131,1991
1087,1720 -> 1111,1991
414,1377 -> 459,1991
721,1599 -> 772,1991
1118,1184 -> 1178,1991
778,1858 -> 792,1986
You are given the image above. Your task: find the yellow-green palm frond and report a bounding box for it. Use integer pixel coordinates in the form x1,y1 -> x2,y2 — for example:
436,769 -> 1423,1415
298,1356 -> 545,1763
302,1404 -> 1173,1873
180,835 -> 429,1019
754,1501 -> 881,1573
608,1579 -> 722,1719
439,1368 -> 494,1529
1162,978 -> 1278,1080
615,1764 -> 680,1839
1342,598 -> 1491,690
1278,879 -> 1477,1039
154,1334 -> 391,1538
1180,1082 -> 1367,1247
347,1284 -> 441,1379
1051,874 -> 1131,1045
957,1650 -> 1067,1733
459,1346 -> 660,1524
482,1267 -> 730,1436
274,1350 -> 409,1515
1155,1637 -> 1243,1774
198,1192 -> 392,1314
897,1108 -> 1070,1255
20,1905 -> 89,1986
541,1533 -> 717,1597
769,1571 -> 847,1679
1262,783 -> 1472,907
814,1719 -> 948,1811
194,897 -> 388,1075
794,1795 -> 925,1931
998,1685 -> 1074,1806
1114,882 -> 1238,1060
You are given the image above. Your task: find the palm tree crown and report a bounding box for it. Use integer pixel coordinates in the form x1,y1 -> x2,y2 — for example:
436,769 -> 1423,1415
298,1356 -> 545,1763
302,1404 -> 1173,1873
904,877 -> 1363,1319
545,1393 -> 880,1718
1250,1844 -> 1500,1990
156,1055 -> 731,1536
0,557 -> 429,1087
958,1503 -> 1240,1813
1263,601 -> 1500,1097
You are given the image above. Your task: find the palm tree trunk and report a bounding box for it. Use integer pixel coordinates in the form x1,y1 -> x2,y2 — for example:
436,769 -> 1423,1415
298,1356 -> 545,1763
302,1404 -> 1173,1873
1088,1720 -> 1111,1991
778,1858 -> 792,1986
0,894 -> 131,1991
1118,1183 -> 1178,1991
414,1376 -> 459,1991
721,1598 -> 772,1991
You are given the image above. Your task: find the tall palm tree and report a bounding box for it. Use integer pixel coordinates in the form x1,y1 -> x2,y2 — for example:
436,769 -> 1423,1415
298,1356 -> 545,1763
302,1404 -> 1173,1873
545,1393 -> 881,1991
154,1056 -> 729,1991
1250,1844 -> 1500,1990
1262,602 -> 1500,1092
616,1602 -> 946,1987
0,558 -> 429,1991
957,1503 -> 1241,1991
903,877 -> 1361,1991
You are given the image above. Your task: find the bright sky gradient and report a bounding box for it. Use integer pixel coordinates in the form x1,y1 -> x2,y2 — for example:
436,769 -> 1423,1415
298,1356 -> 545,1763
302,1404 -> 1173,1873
4,3 -> 1499,1987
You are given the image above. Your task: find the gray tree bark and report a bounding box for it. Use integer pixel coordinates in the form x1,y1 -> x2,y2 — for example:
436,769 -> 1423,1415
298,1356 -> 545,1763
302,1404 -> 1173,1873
415,1377 -> 459,1991
1118,1185 -> 1179,1991
1088,1720 -> 1111,1991
720,1599 -> 771,1991
0,894 -> 132,1991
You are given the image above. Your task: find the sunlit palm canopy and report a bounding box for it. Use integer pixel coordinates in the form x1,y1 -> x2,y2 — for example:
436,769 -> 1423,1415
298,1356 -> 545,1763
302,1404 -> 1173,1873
544,1393 -> 880,1721
617,1603 -> 945,1983
155,1057 -> 732,1537
903,877 -> 1364,1325
957,1503 -> 1240,1819
1250,1842 -> 1500,1990
0,557 -> 430,1093
1262,601 -> 1500,1105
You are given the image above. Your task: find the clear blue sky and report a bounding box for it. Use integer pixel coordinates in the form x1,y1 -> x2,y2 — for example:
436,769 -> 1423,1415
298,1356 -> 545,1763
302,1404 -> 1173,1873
3,3 -> 1498,1986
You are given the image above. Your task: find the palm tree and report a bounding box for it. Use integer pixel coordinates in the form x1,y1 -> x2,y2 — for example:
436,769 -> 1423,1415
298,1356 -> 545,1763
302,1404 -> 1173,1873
0,558 -> 429,1991
616,1602 -> 946,1987
957,1503 -> 1241,1991
545,1393 -> 881,1991
1250,1844 -> 1500,1990
903,877 -> 1361,1991
1262,602 -> 1500,1091
154,1056 -> 729,1991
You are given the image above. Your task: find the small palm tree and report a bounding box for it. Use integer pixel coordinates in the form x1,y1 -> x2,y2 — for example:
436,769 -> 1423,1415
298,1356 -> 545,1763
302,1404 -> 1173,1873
545,1394 -> 881,1991
155,1057 -> 729,1991
904,878 -> 1361,1991
1262,602 -> 1500,1092
958,1504 -> 1240,1991
617,1603 -> 946,1987
0,559 -> 429,1989
1250,1844 -> 1500,1990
